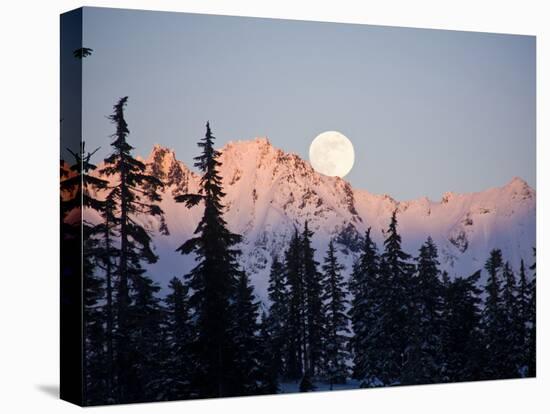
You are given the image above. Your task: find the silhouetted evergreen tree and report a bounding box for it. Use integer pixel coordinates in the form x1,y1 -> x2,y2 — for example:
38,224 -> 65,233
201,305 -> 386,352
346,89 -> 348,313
100,96 -> 166,402
62,143 -> 107,214
302,221 -> 325,380
404,237 -> 443,384
126,274 -> 165,402
502,262 -> 522,376
515,259 -> 533,376
265,256 -> 288,382
283,228 -> 306,380
91,189 -> 118,399
73,47 -> 93,59
258,311 -> 280,394
481,249 -> 508,379
440,270 -> 483,382
231,272 -> 264,395
321,239 -> 349,389
527,249 -> 536,376
62,143 -> 110,404
349,228 -> 381,386
517,260 -> 530,352
153,277 -> 192,400
83,226 -> 108,405
173,122 -> 244,398
378,210 -> 415,384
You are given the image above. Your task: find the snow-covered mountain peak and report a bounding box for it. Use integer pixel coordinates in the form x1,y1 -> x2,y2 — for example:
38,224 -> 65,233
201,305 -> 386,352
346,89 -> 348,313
220,136 -> 330,179
503,176 -> 534,199
144,144 -> 198,195
221,136 -> 275,156
507,175 -> 530,187
85,139 -> 535,299
440,191 -> 456,204
147,144 -> 178,169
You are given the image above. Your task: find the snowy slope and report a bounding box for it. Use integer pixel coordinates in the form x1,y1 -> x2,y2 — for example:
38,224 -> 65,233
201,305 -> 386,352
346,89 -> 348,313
86,138 -> 535,301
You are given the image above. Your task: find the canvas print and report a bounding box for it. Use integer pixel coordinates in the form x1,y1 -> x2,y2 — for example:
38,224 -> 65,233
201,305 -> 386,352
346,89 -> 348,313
60,7 -> 536,406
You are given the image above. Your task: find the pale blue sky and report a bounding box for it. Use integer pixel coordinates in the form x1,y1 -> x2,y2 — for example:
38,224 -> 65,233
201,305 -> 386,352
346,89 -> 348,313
81,7 -> 535,201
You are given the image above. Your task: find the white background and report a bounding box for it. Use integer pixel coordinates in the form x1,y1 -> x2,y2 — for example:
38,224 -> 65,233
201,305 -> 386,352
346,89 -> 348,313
0,0 -> 547,412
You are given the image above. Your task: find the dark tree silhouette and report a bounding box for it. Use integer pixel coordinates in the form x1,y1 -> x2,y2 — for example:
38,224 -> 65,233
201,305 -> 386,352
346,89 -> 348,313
321,239 -> 349,389
517,260 -> 530,349
61,142 -> 106,217
404,237 -> 443,384
61,142 -> 110,403
73,47 -> 93,59
501,262 -> 523,375
265,256 -> 288,383
349,228 -> 381,386
90,189 -> 118,399
302,221 -> 325,382
440,270 -> 483,382
173,122 -> 245,398
515,259 -> 532,376
231,272 -> 264,395
100,96 -> 166,402
83,226 -> 108,404
378,210 -> 415,384
283,228 -> 306,380
155,277 -> 192,400
126,272 -> 164,403
258,312 -> 280,394
66,143 -> 109,404
481,249 -> 509,379
527,249 -> 536,376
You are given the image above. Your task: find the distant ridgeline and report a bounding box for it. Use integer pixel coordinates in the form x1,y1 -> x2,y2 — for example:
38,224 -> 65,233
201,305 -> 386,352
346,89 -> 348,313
86,135 -> 535,301
62,97 -> 536,405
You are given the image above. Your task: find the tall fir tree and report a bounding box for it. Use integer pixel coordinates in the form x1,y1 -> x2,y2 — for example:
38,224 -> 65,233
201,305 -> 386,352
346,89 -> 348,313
154,277 -> 193,400
349,228 -> 381,386
100,96 -> 166,402
481,249 -> 508,379
258,311 -> 281,394
231,272 -> 264,395
321,239 -> 349,389
90,189 -> 118,400
61,142 -> 107,219
83,226 -> 108,405
517,260 -> 530,354
265,256 -> 288,383
66,143 -> 110,404
527,249 -> 536,376
302,221 -> 325,383
61,143 -> 111,404
283,228 -> 306,381
516,259 -> 532,376
502,261 -> 522,376
173,121 -> 245,397
404,237 -> 443,384
378,210 -> 415,385
440,270 -> 483,382
126,273 -> 165,402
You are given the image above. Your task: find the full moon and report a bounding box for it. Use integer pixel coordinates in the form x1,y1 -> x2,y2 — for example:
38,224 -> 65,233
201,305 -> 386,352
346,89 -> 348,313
309,131 -> 355,178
